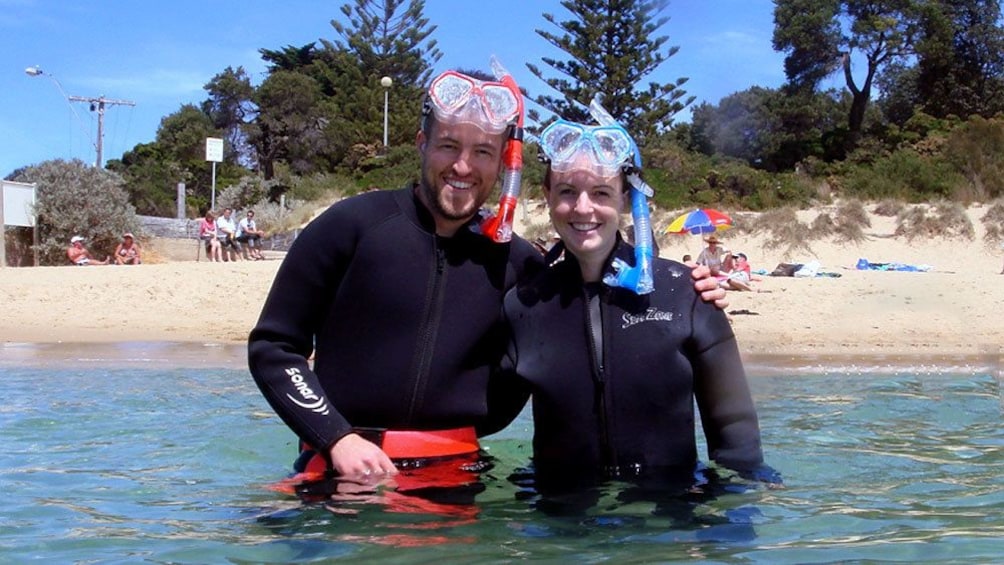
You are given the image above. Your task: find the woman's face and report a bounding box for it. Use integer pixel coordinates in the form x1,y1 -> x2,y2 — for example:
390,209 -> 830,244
545,168 -> 625,268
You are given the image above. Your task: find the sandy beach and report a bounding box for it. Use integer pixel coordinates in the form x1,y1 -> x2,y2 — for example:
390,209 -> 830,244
1,200 -> 1001,367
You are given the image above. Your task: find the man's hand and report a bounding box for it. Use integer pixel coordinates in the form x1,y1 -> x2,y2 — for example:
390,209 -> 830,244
691,264 -> 728,310
328,433 -> 398,482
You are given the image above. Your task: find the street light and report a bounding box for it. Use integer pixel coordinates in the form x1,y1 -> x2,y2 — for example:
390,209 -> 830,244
380,76 -> 393,148
24,66 -> 93,155
25,65 -> 135,168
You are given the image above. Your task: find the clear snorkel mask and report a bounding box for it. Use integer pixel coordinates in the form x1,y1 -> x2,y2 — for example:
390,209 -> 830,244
539,96 -> 656,294
425,70 -> 521,135
424,59 -> 527,243
538,120 -> 636,180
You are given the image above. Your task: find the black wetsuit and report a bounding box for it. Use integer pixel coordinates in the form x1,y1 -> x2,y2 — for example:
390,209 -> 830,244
484,238 -> 767,490
248,188 -> 542,459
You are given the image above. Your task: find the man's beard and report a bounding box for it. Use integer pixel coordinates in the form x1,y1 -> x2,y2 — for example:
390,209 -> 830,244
419,168 -> 483,223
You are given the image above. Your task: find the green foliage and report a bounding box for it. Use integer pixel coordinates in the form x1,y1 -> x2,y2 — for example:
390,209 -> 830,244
773,0 -> 921,136
86,0 -> 1004,229
772,0 -> 842,93
913,0 -> 1004,120
687,86 -> 847,171
105,142 -> 185,217
201,66 -> 256,167
528,0 -> 694,141
637,137 -> 816,211
355,144 -> 421,192
942,115 -> 1004,201
287,172 -> 358,202
330,0 -> 442,87
843,147 -> 962,201
10,159 -> 139,265
216,175 -> 276,212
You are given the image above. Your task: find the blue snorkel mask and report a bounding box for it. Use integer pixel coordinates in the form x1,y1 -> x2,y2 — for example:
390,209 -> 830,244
537,97 -> 655,295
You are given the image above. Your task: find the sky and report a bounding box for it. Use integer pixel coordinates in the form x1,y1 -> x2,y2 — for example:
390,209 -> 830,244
1,0 -> 789,178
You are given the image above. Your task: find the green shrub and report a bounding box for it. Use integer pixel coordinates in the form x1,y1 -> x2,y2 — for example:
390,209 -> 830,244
844,148 -> 962,201
357,145 -> 421,192
943,116 -> 1004,201
9,159 -> 139,265
216,175 -> 274,212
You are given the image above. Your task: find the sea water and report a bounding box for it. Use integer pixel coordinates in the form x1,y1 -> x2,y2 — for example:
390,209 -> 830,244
2,343 -> 1003,563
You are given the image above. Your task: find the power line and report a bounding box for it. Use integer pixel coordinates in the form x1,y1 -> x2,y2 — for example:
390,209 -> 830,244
67,95 -> 137,168
25,66 -> 136,168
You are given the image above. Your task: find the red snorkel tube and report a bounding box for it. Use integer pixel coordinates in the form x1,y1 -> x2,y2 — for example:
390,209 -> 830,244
479,56 -> 525,243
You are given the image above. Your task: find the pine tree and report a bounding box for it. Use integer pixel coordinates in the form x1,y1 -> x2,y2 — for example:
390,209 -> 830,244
527,0 -> 694,142
328,0 -> 441,86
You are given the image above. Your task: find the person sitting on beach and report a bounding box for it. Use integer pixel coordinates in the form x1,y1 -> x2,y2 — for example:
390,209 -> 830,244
113,233 -> 142,265
237,209 -> 265,261
198,211 -> 223,262
66,235 -> 108,266
721,252 -> 758,291
696,234 -> 730,276
216,208 -> 241,262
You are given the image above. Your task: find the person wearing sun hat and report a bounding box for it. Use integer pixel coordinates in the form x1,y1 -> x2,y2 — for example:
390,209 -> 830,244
697,233 -> 732,276
113,232 -> 142,265
66,235 -> 108,266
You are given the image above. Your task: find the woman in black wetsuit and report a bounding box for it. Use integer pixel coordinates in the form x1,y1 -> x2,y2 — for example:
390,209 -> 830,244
481,109 -> 779,492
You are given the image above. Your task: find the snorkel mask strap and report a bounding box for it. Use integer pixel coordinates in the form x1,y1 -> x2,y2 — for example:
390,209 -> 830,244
589,96 -> 654,295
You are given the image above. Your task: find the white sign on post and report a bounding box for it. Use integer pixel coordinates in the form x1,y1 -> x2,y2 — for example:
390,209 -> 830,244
205,137 -> 224,162
206,137 -> 223,211
2,181 -> 37,227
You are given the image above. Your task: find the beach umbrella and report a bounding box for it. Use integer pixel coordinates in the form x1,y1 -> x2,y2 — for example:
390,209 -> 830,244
665,208 -> 733,235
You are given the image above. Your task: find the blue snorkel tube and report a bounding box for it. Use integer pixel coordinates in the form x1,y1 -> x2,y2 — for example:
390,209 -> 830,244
589,97 -> 654,295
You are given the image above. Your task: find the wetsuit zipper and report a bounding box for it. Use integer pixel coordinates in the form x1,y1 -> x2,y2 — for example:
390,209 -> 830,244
405,240 -> 448,424
584,284 -> 616,474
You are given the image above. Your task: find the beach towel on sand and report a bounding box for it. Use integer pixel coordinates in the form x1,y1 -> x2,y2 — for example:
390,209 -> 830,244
855,258 -> 932,272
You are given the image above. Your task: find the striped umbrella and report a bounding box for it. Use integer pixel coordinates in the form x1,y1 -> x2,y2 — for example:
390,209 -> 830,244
664,208 -> 733,235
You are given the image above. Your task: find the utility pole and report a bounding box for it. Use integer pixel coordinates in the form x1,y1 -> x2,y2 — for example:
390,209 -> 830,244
68,95 -> 136,168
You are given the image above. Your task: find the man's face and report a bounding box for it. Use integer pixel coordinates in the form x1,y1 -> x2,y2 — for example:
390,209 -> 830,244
223,209 -> 232,218
416,119 -> 505,234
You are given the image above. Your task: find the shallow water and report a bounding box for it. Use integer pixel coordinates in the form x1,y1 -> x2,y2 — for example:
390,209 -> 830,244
2,343 -> 1003,563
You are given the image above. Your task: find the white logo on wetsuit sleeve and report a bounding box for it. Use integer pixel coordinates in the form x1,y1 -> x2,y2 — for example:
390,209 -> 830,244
284,367 -> 330,415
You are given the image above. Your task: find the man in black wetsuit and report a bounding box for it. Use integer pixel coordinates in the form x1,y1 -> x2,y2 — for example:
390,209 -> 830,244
247,65 -> 726,488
